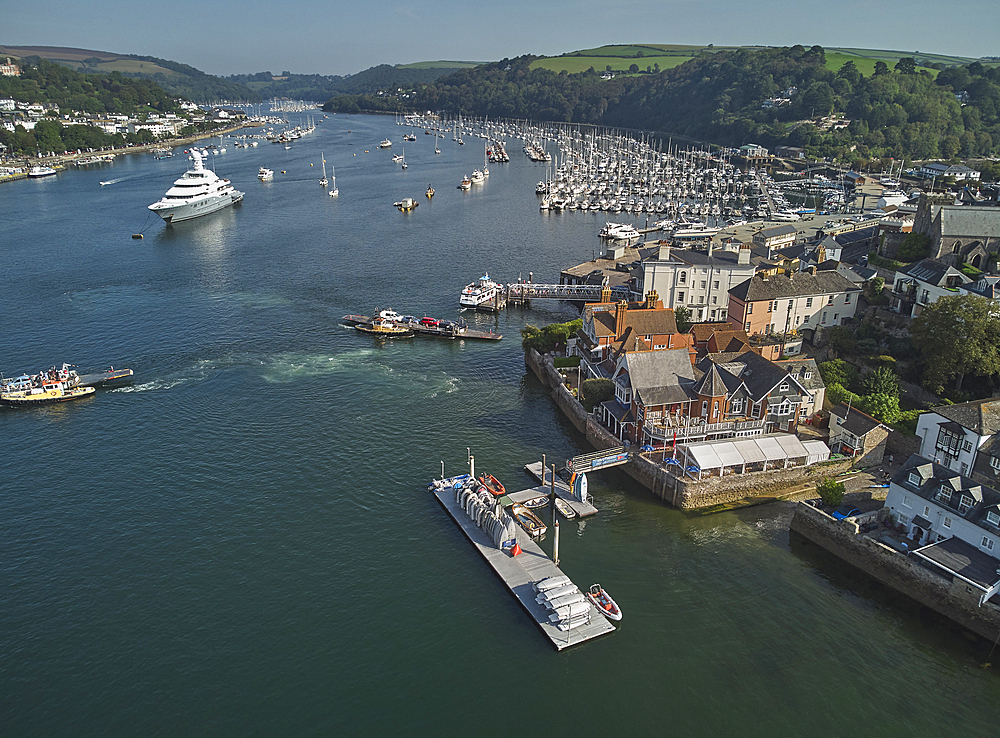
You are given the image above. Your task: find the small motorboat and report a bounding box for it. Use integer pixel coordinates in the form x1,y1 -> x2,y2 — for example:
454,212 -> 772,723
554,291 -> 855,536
586,583 -> 622,621
554,497 -> 577,519
394,197 -> 419,211
425,184 -> 435,198
523,495 -> 548,509
479,474 -> 506,497
511,504 -> 546,537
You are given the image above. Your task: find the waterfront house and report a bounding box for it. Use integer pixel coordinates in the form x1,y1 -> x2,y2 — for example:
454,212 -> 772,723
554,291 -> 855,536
918,162 -> 981,182
774,357 -> 825,420
727,268 -> 862,346
577,293 -> 692,380
883,455 -> 1000,605
753,225 -> 798,257
915,397 -> 1000,477
829,403 -> 890,466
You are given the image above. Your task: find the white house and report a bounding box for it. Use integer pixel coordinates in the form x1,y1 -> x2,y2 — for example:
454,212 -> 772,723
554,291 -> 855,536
915,397 -> 1000,476
640,243 -> 755,323
890,258 -> 972,317
884,455 -> 1000,605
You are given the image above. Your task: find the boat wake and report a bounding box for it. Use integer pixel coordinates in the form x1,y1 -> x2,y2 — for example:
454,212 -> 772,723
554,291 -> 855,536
259,350 -> 376,383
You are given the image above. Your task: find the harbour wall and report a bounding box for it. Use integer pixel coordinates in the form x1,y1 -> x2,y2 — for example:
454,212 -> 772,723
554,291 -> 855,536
525,349 -> 855,510
790,502 -> 1000,642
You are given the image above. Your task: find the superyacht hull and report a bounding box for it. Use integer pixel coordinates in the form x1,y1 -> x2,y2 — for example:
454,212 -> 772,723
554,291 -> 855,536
150,191 -> 243,223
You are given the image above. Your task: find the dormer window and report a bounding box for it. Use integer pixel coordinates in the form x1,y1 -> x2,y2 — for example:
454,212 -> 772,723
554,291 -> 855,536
908,471 -> 921,486
958,495 -> 973,514
935,486 -> 951,504
987,511 -> 1000,527
991,456 -> 1000,472
804,370 -> 813,379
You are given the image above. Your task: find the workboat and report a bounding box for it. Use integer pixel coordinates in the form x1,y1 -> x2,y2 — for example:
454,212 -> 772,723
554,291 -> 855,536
0,364 -> 95,407
425,184 -> 435,198
258,167 -> 273,181
478,474 -> 506,497
394,197 -> 419,211
510,504 -> 547,537
355,316 -> 414,337
148,151 -> 243,223
586,583 -> 622,621
460,273 -> 501,308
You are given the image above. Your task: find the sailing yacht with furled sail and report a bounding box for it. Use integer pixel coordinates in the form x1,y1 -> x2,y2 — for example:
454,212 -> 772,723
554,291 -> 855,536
329,164 -> 339,197
319,152 -> 328,186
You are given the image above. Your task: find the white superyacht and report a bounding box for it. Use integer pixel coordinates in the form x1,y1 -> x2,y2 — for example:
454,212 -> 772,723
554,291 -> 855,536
148,151 -> 243,223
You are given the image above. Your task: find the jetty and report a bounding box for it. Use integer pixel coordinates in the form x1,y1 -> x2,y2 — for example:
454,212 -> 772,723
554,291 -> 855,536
509,461 -> 600,518
341,315 -> 501,341
431,483 -> 615,650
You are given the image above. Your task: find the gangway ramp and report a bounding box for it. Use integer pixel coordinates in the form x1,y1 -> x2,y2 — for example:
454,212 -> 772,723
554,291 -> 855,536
506,283 -> 630,304
568,446 -> 630,473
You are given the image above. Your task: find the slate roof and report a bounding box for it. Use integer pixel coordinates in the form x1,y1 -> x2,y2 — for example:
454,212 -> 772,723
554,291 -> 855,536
831,403 -> 885,438
623,348 -> 697,407
700,350 -> 801,402
692,363 -> 730,397
902,258 -> 970,288
937,206 -> 1000,239
931,397 -> 1000,436
774,357 -> 825,393
729,270 -> 860,302
587,305 -> 679,339
757,224 -> 798,240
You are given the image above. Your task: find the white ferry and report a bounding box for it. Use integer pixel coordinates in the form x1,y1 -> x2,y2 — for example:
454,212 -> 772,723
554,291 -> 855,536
460,274 -> 502,308
148,151 -> 244,223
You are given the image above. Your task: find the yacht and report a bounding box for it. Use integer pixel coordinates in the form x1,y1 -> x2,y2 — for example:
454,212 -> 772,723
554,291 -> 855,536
379,139 -> 392,148
771,210 -> 801,222
258,167 -> 274,181
28,165 -> 57,178
148,151 -> 243,223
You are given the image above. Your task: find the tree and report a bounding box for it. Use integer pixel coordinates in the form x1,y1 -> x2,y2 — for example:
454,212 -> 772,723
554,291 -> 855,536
628,64 -> 640,74
874,61 -> 890,76
819,359 -> 860,390
895,57 -> 917,75
864,366 -> 900,397
910,294 -> 1000,392
674,305 -> 692,332
580,378 -> 614,412
817,477 -> 845,507
897,232 -> 930,262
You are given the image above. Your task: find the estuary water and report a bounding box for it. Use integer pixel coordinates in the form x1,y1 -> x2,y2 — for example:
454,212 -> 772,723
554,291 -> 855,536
1,113 -> 997,736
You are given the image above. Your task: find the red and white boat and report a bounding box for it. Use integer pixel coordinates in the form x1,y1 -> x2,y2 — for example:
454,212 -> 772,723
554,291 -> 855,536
587,584 -> 622,621
478,474 -> 506,497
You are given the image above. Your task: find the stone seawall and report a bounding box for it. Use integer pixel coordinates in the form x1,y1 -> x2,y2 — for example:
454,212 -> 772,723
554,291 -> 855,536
525,349 -> 862,510
791,502 -> 1000,641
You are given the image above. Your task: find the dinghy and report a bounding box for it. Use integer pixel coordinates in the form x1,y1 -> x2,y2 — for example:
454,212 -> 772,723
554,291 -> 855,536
586,583 -> 622,621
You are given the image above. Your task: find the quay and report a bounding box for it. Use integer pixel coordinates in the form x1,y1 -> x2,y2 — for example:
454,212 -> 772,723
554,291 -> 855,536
341,315 -> 502,341
432,484 -> 615,650
509,461 -> 600,518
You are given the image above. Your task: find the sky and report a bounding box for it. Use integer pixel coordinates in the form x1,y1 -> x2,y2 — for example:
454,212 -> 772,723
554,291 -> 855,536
3,0 -> 997,77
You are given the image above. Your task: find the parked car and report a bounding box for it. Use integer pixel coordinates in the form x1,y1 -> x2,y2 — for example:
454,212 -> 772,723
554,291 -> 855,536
419,317 -> 439,326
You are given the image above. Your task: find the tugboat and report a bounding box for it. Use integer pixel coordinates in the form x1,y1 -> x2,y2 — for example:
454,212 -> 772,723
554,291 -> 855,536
0,364 -> 95,407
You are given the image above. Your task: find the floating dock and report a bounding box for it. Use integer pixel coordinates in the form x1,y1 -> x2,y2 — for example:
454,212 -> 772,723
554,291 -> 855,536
432,485 -> 615,650
514,462 -> 600,518
341,315 -> 501,341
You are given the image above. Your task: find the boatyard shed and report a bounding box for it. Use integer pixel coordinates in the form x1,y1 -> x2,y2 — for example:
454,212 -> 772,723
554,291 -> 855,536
671,433 -> 829,478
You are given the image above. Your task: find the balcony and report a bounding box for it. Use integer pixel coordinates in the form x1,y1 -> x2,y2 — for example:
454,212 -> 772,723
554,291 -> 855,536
643,415 -> 766,442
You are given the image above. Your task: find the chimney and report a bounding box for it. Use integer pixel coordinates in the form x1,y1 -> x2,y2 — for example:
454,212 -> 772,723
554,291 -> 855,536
738,245 -> 751,265
645,290 -> 659,309
806,265 -> 816,276
708,240 -> 714,258
658,241 -> 671,261
600,283 -> 612,303
615,300 -> 628,335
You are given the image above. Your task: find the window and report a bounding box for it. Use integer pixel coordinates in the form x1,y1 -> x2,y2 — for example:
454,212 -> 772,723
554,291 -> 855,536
845,294 -> 852,304
745,322 -> 751,332
804,371 -> 812,379
701,281 -> 706,289
833,314 -> 839,322
677,292 -> 685,303
935,487 -> 952,504
775,400 -> 792,416
713,401 -> 719,418
806,297 -> 813,308
961,462 -> 968,474
983,537 -> 995,551
795,315 -> 801,325
902,495 -> 912,507
962,440 -> 973,453
990,456 -> 1000,472
780,382 -> 789,392
701,400 -> 708,416
987,511 -> 1000,526
908,472 -> 920,486
679,272 -> 687,284
730,397 -> 744,414
747,303 -> 753,314
822,312 -> 827,323
943,517 -> 952,528
713,280 -> 719,289
752,400 -> 761,416
959,495 -> 973,514
712,296 -> 717,304
767,301 -> 773,313
827,295 -> 834,305
923,506 -> 930,517
710,310 -> 716,319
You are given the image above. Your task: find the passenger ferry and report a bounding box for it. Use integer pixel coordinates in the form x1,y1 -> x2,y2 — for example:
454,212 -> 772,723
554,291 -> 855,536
0,364 -> 95,407
460,274 -> 502,308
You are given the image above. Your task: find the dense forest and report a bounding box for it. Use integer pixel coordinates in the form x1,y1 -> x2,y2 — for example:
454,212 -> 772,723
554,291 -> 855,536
227,64 -> 466,101
324,47 -> 1000,167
